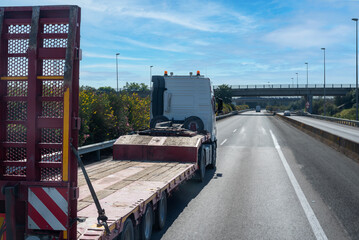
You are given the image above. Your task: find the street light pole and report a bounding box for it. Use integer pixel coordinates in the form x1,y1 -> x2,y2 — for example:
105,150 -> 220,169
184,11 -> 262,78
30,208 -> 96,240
353,18 -> 358,120
116,53 -> 120,92
291,77 -> 294,87
305,62 -> 309,111
296,72 -> 298,87
305,63 -> 308,87
150,65 -> 153,89
321,48 -> 326,116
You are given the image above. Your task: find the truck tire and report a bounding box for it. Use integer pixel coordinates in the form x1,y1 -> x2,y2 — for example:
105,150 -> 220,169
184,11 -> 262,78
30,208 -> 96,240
208,143 -> 216,169
197,147 -> 206,182
154,191 -> 167,230
120,218 -> 134,240
150,115 -> 169,128
140,204 -> 153,240
183,116 -> 204,132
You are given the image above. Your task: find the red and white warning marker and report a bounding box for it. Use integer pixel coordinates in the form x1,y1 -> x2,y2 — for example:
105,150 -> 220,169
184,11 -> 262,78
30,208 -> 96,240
28,187 -> 68,230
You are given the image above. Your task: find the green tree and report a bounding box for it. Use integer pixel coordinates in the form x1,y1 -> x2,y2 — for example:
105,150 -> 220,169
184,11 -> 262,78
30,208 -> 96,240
334,90 -> 354,109
97,86 -> 117,95
215,84 -> 232,104
123,82 -> 149,92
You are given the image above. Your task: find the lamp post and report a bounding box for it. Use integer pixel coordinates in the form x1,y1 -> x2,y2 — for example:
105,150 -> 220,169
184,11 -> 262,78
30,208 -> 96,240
321,48 -> 326,116
305,63 -> 308,87
150,65 -> 153,89
353,18 -> 358,120
296,72 -> 298,87
305,62 -> 309,111
291,77 -> 294,87
116,53 -> 120,92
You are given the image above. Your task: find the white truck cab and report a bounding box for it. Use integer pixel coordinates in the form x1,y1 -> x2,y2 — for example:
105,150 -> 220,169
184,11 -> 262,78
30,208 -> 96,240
150,71 -> 217,141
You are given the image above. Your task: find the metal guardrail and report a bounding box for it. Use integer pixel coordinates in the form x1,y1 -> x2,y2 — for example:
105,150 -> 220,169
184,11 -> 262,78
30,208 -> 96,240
214,84 -> 355,89
78,110 -> 251,160
306,114 -> 359,127
216,109 -> 252,120
78,139 -> 116,161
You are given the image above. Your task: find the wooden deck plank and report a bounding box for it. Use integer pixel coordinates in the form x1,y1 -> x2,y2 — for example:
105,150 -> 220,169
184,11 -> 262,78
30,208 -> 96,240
124,164 -> 167,181
150,164 -> 185,181
83,160 -> 130,174
161,164 -> 194,182
144,166 -> 173,181
78,166 -> 145,201
77,161 -> 196,238
78,161 -> 139,186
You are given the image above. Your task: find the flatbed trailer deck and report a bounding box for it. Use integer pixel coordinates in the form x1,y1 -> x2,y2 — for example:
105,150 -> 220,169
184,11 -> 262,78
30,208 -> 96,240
77,159 -> 196,239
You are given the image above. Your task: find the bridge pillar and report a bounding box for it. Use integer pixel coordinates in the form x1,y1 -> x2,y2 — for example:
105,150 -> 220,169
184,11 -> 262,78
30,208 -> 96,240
305,94 -> 313,113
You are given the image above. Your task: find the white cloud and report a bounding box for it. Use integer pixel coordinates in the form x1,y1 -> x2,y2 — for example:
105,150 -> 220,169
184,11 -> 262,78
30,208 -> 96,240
83,52 -> 147,61
264,23 -> 351,49
116,36 -> 189,52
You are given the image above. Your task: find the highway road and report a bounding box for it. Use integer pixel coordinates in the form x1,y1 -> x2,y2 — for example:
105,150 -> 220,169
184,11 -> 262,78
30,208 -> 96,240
152,111 -> 359,240
288,115 -> 359,142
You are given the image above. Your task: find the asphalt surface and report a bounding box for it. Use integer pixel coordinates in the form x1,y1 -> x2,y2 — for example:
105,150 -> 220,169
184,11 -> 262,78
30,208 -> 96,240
151,111 -> 359,240
288,115 -> 359,142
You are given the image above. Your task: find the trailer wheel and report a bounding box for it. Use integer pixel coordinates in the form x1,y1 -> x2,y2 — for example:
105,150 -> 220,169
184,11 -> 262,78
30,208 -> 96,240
120,218 -> 134,240
150,115 -> 169,128
183,116 -> 204,132
197,147 -> 206,182
154,191 -> 167,230
208,143 -> 216,169
140,204 -> 154,240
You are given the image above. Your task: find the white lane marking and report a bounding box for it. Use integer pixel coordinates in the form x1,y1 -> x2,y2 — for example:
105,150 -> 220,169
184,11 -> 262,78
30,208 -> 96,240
220,139 -> 227,145
260,126 -> 267,135
240,127 -> 245,134
269,130 -> 328,240
233,129 -> 237,133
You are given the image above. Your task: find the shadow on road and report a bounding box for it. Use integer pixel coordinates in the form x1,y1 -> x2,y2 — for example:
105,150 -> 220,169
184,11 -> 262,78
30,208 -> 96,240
151,168 -> 217,240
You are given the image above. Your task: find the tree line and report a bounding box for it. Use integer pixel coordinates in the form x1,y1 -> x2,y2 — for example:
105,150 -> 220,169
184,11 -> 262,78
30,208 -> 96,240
79,84 -> 150,146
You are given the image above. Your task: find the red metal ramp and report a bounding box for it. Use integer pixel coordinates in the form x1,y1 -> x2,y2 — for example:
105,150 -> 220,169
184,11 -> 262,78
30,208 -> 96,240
0,6 -> 80,239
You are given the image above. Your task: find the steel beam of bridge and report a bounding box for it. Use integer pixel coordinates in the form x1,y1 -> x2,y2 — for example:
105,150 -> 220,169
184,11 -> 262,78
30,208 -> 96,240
216,84 -> 354,97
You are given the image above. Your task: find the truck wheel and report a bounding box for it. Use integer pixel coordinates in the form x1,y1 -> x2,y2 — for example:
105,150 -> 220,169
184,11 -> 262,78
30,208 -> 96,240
197,147 -> 206,182
154,191 -> 167,230
208,143 -> 216,169
150,115 -> 169,128
183,116 -> 204,132
140,204 -> 153,240
120,218 -> 134,240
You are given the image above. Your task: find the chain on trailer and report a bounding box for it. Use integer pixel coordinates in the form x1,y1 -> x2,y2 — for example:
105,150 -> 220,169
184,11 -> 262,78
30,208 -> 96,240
0,6 -> 81,239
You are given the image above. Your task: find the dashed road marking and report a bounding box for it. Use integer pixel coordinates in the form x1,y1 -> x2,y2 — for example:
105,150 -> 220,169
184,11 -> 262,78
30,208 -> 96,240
220,139 -> 227,146
270,130 -> 328,240
233,129 -> 237,133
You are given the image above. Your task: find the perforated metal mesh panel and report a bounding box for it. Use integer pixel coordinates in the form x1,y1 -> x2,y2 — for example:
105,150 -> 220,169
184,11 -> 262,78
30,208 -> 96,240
1,9 -> 73,181
0,6 -> 80,237
8,57 -> 28,76
6,81 -> 28,96
8,24 -> 31,34
43,38 -> 68,48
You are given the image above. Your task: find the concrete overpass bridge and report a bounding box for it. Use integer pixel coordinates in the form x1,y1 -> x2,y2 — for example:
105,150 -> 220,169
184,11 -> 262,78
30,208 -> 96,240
214,83 -> 355,112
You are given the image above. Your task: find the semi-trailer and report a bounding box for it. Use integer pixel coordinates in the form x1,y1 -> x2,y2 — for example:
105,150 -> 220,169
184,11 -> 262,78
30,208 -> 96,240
0,5 -> 220,240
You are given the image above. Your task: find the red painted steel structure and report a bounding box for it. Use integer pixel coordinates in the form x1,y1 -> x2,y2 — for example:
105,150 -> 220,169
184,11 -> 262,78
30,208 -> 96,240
0,6 -> 80,239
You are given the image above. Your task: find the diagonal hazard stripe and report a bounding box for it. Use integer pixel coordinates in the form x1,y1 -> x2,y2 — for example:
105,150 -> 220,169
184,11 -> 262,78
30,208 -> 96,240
28,203 -> 49,230
28,188 -> 66,230
42,187 -> 68,215
56,187 -> 68,200
28,215 -> 40,230
30,188 -> 67,227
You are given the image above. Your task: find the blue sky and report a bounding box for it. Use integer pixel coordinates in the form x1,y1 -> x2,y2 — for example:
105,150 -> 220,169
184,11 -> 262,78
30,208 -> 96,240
2,0 -> 359,88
